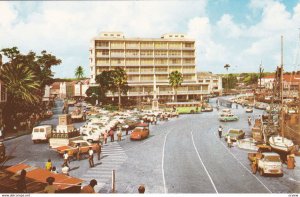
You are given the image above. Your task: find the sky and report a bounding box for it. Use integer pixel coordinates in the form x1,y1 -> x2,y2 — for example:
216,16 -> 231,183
1,0 -> 300,78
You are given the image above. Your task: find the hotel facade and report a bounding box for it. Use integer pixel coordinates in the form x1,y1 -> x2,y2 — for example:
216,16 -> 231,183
89,32 -> 221,102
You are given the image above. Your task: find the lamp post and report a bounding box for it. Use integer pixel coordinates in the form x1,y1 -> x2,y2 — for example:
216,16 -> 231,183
224,64 -> 230,94
259,61 -> 264,93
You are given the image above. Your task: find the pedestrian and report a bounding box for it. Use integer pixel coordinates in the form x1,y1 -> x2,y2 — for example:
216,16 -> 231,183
61,163 -> 69,176
154,116 -> 157,124
81,179 -> 97,193
138,184 -> 145,193
95,142 -> 101,161
88,147 -> 94,168
76,143 -> 81,161
109,128 -> 114,142
227,135 -> 232,148
51,166 -> 58,174
104,130 -> 108,144
45,159 -> 52,171
16,169 -> 27,193
43,177 -> 57,193
251,157 -> 258,174
117,129 -> 122,141
248,116 -> 252,126
218,126 -> 223,138
63,151 -> 69,167
125,125 -> 129,135
236,104 -> 238,109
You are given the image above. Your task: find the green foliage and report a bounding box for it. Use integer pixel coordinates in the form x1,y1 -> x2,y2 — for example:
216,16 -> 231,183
75,65 -> 84,79
222,74 -> 238,89
0,47 -> 61,130
169,71 -> 183,102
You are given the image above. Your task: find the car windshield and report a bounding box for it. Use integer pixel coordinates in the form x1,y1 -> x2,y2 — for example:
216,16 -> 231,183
265,156 -> 281,162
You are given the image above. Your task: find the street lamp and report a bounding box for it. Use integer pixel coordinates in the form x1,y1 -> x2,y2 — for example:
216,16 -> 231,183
224,64 -> 230,94
259,61 -> 264,93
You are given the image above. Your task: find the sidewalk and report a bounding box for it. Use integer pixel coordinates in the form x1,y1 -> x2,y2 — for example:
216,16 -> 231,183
2,129 -> 31,141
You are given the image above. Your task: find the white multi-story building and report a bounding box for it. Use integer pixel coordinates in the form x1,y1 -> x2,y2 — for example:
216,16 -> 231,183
197,72 -> 223,96
89,32 -> 213,102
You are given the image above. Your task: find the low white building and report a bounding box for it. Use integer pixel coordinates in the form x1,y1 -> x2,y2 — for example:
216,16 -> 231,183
197,72 -> 223,96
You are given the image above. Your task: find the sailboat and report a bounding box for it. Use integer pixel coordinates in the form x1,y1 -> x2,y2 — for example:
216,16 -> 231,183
268,36 -> 295,153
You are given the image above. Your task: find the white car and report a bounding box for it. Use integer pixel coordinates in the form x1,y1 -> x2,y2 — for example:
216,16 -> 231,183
32,125 -> 52,143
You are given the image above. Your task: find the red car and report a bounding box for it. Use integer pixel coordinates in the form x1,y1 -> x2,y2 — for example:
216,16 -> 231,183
130,123 -> 149,140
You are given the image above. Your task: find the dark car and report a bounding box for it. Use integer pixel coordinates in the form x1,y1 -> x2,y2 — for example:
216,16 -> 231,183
225,129 -> 245,141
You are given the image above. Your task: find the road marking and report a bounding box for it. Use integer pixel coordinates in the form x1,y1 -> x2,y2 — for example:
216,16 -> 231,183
162,129 -> 172,194
213,131 -> 272,193
191,131 -> 218,193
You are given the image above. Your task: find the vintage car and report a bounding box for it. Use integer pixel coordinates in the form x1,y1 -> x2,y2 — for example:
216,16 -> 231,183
130,123 -> 149,140
224,129 -> 245,141
202,106 -> 213,112
219,114 -> 239,122
43,110 -> 53,119
71,108 -> 86,122
245,106 -> 253,113
31,125 -> 52,143
56,140 -> 97,157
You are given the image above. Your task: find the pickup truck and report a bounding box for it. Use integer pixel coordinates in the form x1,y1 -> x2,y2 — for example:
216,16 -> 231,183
248,152 -> 283,176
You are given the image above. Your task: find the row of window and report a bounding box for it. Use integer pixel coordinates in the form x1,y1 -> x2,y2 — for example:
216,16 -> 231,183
95,41 -> 194,48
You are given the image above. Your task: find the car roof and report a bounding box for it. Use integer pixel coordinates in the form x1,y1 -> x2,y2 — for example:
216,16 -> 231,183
262,152 -> 280,156
72,140 -> 89,143
34,125 -> 52,128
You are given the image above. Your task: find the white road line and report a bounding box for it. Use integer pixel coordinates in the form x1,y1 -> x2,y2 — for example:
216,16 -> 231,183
162,130 -> 171,194
191,131 -> 218,193
213,131 -> 272,193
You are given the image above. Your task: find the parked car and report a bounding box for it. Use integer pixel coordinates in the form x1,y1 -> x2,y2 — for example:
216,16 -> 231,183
219,114 -> 239,122
202,106 -> 213,112
32,125 -> 52,144
71,108 -> 86,122
245,106 -> 253,113
56,140 -> 97,157
224,129 -> 245,141
248,152 -> 283,176
130,123 -> 149,140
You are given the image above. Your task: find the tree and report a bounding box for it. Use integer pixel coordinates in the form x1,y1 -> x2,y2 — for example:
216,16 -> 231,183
75,65 -> 84,79
0,47 -> 61,131
169,71 -> 183,102
112,67 -> 128,110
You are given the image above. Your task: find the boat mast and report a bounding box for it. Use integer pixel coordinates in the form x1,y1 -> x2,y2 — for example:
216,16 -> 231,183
280,35 -> 284,138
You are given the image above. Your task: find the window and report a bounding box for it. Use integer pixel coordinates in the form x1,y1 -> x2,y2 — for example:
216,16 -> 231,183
181,35 -> 184,38
175,35 -> 178,37
104,34 -> 108,36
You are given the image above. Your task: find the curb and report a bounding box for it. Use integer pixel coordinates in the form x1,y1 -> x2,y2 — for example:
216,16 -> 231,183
3,132 -> 31,142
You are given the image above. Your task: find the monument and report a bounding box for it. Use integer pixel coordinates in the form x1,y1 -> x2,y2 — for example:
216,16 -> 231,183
152,71 -> 159,110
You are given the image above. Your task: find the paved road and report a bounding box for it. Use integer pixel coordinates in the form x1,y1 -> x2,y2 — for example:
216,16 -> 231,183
2,98 -> 300,193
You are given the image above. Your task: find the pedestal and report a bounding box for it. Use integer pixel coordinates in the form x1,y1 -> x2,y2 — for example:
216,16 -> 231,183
152,99 -> 159,111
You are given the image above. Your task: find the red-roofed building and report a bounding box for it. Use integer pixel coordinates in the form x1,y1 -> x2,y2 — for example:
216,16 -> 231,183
260,74 -> 300,98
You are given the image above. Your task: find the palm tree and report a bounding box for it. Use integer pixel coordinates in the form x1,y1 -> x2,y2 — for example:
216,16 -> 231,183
0,63 -> 40,104
75,65 -> 84,79
224,64 -> 230,93
169,71 -> 183,102
112,67 -> 128,110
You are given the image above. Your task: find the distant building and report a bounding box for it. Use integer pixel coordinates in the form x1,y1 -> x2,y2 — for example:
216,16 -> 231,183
74,79 -> 90,98
49,80 -> 90,99
197,72 -> 223,96
260,74 -> 300,98
89,32 -> 211,102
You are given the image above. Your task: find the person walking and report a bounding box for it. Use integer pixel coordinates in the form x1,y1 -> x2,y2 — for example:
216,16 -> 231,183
81,179 -> 97,193
125,126 -> 129,135
104,131 -> 108,144
117,129 -> 122,141
251,157 -> 258,174
61,163 -> 69,176
248,116 -> 252,126
218,126 -> 223,138
88,147 -> 94,168
63,151 -> 69,167
95,142 -> 101,161
45,159 -> 52,171
43,177 -> 57,193
109,128 -> 114,142
227,135 -> 232,148
76,143 -> 81,161
16,169 -> 27,193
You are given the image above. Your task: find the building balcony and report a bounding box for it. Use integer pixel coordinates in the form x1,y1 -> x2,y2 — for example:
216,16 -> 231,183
95,46 -> 109,49
155,55 -> 168,58
140,46 -> 154,50
183,63 -> 195,66
126,64 -> 140,67
182,70 -> 195,74
182,55 -> 195,58
125,55 -> 139,58
182,47 -> 195,50
154,47 -> 168,50
110,54 -> 125,58
96,63 -> 110,66
140,55 -> 154,58
126,45 -> 139,49
111,63 -> 125,66
169,63 -> 182,66
127,71 -> 140,74
140,63 -> 154,66
168,55 -> 182,58
140,71 -> 154,74
96,54 -> 109,58
111,45 -> 124,49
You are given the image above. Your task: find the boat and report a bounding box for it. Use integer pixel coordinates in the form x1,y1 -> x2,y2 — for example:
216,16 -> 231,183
269,135 -> 294,152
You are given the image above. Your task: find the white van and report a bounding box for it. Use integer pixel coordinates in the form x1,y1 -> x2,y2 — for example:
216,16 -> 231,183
32,125 -> 52,143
